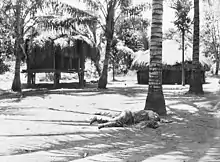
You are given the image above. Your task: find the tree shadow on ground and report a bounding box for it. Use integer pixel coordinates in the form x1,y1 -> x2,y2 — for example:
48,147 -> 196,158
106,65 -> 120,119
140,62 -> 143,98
0,83 -> 148,101
0,82 -> 194,102
1,81 -> 220,161
1,95 -> 220,162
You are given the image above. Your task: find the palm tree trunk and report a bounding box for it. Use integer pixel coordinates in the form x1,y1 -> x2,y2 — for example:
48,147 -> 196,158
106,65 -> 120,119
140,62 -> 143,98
12,0 -> 22,92
215,54 -> 219,75
95,62 -> 101,77
144,0 -> 166,116
214,46 -> 219,75
189,0 -> 203,94
98,38 -> 111,88
98,1 -> 116,89
181,30 -> 185,86
12,47 -> 22,92
112,58 -> 116,81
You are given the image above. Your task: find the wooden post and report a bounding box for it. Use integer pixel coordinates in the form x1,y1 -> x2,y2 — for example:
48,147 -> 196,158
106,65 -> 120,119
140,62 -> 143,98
79,41 -> 85,88
54,71 -> 60,88
52,43 -> 58,88
69,57 -> 72,69
61,55 -> 64,69
27,62 -> 32,87
31,73 -> 36,85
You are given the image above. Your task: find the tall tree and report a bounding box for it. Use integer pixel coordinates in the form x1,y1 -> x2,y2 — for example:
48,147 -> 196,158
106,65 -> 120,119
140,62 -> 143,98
188,0 -> 203,94
83,0 -> 149,89
170,0 -> 192,86
97,0 -> 118,88
144,0 -> 166,115
202,8 -> 220,75
202,1 -> 220,75
12,0 -> 23,92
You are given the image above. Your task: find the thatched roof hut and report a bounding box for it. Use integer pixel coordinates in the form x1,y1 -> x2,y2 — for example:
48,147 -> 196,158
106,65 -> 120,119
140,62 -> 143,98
132,40 -> 212,85
26,31 -> 99,71
132,40 -> 212,71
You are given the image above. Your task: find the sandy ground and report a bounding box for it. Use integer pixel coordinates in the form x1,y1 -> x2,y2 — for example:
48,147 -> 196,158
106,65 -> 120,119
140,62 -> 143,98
0,71 -> 220,162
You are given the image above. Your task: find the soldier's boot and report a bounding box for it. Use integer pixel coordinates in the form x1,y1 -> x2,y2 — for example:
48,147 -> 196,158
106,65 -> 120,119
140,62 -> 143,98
90,117 -> 97,125
90,117 -> 110,125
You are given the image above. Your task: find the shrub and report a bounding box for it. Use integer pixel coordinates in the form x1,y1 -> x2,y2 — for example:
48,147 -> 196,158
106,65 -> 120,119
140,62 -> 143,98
0,59 -> 10,74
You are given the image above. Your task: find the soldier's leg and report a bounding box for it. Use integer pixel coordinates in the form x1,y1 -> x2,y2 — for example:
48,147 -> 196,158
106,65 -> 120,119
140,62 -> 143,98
98,121 -> 123,129
90,111 -> 124,125
90,116 -> 114,125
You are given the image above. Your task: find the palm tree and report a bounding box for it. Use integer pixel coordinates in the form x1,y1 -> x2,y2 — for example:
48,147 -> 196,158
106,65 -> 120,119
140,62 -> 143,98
83,0 -> 148,89
97,0 -> 118,89
11,0 -> 23,92
170,0 -> 192,86
144,0 -> 166,115
188,0 -> 203,94
188,0 -> 220,93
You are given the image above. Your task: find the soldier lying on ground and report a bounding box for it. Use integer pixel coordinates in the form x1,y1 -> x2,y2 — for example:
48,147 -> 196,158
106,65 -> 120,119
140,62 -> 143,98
90,109 -> 172,129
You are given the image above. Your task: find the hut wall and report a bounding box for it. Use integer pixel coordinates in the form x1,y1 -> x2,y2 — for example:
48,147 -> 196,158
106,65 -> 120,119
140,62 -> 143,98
55,45 -> 80,70
137,69 -> 206,85
29,42 -> 54,69
28,40 -> 89,71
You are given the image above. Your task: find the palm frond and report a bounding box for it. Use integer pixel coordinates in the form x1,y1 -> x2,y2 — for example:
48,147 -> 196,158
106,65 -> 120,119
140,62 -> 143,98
37,15 -> 97,30
44,0 -> 96,18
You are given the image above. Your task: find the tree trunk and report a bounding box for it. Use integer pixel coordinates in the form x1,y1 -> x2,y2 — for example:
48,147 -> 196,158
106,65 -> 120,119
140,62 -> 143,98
91,22 -> 101,77
181,30 -> 185,86
112,58 -> 116,81
98,1 -> 116,89
12,1 -> 22,92
189,0 -> 203,94
94,61 -> 101,77
144,0 -> 166,116
53,71 -> 60,88
12,50 -> 22,92
215,53 -> 219,75
79,42 -> 86,88
98,39 -> 111,88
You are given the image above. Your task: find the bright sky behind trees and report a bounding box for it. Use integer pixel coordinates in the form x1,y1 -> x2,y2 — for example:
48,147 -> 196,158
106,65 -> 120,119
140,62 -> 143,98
59,0 -> 176,32
58,0 -> 207,33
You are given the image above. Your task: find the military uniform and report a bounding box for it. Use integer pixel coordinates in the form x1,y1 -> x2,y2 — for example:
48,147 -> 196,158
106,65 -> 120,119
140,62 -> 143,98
90,110 -> 162,129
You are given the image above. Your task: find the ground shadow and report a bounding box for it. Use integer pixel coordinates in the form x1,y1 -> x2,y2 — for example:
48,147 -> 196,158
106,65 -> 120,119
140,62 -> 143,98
1,97 -> 219,162
0,82 -> 192,101
1,79 -> 220,161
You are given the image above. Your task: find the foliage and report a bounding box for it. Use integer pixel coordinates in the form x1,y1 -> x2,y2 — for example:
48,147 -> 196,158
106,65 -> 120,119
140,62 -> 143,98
110,38 -> 134,74
201,8 -> 220,63
115,6 -> 150,52
170,0 -> 192,33
81,0 -> 150,88
0,58 -> 10,74
0,0 -> 99,91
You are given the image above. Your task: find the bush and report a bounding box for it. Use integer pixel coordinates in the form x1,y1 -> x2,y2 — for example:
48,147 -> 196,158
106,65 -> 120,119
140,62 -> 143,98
0,59 -> 10,74
44,73 -> 54,81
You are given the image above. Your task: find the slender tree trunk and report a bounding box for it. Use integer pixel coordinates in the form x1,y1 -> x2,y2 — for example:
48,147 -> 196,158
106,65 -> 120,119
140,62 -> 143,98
189,0 -> 203,94
215,54 -> 219,75
144,0 -> 166,116
98,38 -> 111,88
12,48 -> 22,92
94,61 -> 101,77
12,1 -> 22,92
98,1 -> 116,89
181,30 -> 185,86
112,58 -> 116,81
91,22 -> 101,77
95,64 -> 101,77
